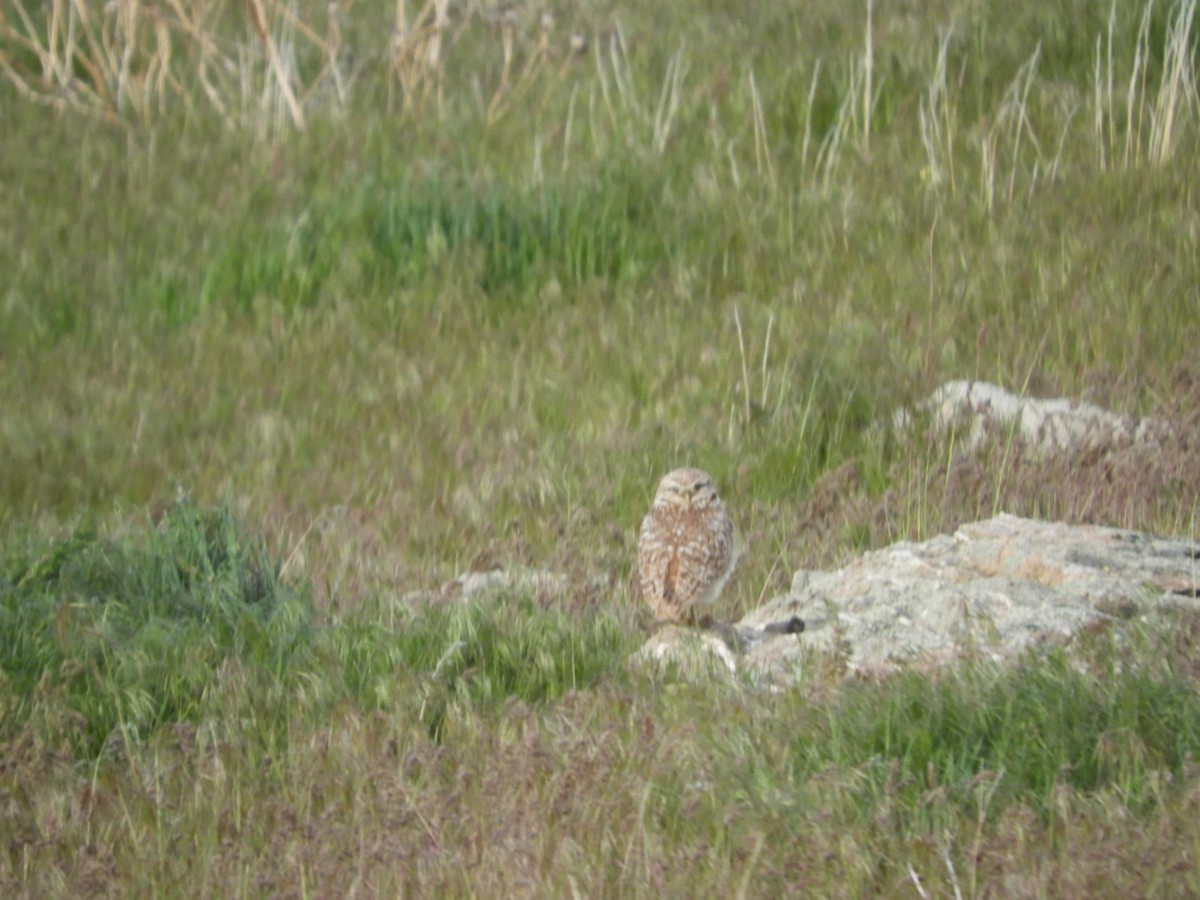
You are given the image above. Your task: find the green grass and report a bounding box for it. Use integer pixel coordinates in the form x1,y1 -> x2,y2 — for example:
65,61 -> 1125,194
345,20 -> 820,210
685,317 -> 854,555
0,500 -> 312,756
4,507 -> 1200,894
2,0 -> 1200,893
0,503 -> 633,755
814,655 -> 1200,818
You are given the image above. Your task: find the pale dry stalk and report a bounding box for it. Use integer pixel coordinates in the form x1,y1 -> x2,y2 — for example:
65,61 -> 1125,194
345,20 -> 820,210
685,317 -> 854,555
244,0 -> 305,130
389,0 -> 448,113
486,10 -> 553,124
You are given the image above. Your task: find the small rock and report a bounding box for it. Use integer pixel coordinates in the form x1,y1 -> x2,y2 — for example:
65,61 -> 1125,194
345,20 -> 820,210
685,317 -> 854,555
444,567 -> 569,602
629,626 -> 740,681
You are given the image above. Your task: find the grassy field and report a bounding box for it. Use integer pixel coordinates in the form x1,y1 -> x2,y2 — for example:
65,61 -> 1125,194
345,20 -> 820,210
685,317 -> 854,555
2,0 -> 1200,894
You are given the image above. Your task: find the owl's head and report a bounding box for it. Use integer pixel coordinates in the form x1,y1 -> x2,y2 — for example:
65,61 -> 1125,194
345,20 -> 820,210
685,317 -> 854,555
653,468 -> 722,509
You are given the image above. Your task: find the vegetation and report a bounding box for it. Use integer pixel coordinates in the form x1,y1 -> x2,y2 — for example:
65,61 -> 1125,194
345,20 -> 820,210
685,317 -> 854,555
2,0 -> 1199,893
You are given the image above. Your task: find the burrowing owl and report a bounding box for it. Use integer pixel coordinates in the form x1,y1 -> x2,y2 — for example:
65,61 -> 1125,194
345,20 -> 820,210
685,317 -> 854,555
638,468 -> 736,625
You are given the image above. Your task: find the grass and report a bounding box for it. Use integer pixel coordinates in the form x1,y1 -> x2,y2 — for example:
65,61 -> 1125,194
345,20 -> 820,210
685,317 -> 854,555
2,0 -> 1200,893
5,506 -> 1200,895
0,499 -> 312,756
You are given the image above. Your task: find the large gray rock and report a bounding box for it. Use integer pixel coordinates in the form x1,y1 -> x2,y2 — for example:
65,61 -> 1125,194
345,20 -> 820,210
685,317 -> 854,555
632,514 -> 1200,687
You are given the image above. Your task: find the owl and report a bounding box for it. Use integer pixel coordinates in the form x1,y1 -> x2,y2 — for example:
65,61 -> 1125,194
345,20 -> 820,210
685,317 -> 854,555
638,468 -> 737,626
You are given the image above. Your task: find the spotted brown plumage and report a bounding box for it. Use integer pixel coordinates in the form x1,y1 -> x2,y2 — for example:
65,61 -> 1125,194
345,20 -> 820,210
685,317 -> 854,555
638,468 -> 736,625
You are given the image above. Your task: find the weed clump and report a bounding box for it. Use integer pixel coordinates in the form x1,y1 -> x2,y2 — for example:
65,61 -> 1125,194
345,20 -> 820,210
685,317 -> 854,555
0,499 -> 312,756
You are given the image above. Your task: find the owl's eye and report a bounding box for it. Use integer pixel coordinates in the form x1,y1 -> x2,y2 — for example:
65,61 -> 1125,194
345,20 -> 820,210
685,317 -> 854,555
693,481 -> 704,492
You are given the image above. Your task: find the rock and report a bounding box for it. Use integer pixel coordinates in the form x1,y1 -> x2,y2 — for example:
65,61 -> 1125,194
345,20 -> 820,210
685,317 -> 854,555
633,514 -> 1200,688
395,567 -> 572,608
893,380 -> 1167,454
444,567 -> 570,602
629,626 -> 740,681
628,618 -> 807,687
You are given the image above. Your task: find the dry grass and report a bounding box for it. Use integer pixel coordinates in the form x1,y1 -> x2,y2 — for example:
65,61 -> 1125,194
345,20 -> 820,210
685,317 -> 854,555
6,642 -> 1200,896
782,364 -> 1200,570
0,0 -> 583,132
